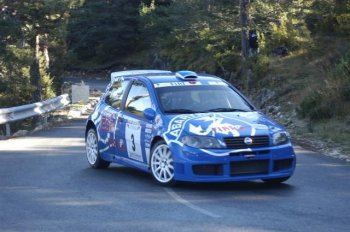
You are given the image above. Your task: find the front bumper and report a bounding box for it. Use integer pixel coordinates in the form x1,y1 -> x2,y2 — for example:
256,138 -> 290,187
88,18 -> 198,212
170,143 -> 296,182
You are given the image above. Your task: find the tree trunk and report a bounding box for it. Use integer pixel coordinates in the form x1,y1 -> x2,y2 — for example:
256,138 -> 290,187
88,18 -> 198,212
43,45 -> 49,69
206,0 -> 212,12
239,0 -> 250,60
30,34 -> 42,102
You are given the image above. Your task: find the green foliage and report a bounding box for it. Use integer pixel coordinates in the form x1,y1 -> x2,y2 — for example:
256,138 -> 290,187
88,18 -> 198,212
298,91 -> 334,121
336,13 -> 350,35
305,0 -> 350,35
251,54 -> 270,78
251,0 -> 312,51
0,10 -> 33,107
0,46 -> 34,107
270,14 -> 311,50
0,0 -> 75,106
139,0 -> 242,76
66,0 -> 142,69
1,0 -> 349,109
298,49 -> 350,121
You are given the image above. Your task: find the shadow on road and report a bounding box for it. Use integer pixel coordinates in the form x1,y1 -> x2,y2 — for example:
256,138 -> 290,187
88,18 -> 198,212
173,180 -> 294,192
81,164 -> 296,195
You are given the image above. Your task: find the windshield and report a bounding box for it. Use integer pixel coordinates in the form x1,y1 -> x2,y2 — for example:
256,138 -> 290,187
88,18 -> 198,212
155,84 -> 254,114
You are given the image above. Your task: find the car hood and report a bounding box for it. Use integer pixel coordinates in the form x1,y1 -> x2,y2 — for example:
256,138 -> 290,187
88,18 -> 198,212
162,111 -> 284,140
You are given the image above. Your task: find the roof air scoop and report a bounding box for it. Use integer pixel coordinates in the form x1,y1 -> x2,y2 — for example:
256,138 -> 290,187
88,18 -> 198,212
175,70 -> 198,80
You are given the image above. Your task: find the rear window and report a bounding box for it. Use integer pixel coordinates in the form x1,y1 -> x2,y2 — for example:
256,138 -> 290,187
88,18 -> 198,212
105,80 -> 130,109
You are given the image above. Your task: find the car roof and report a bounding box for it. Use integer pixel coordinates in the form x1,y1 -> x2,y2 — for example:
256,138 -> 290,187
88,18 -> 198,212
110,70 -> 223,84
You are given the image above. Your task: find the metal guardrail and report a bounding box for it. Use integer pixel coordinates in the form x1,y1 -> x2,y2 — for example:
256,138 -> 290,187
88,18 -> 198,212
0,94 -> 70,136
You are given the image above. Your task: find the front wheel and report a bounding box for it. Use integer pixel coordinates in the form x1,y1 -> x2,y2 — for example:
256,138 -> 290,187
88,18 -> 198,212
85,128 -> 110,169
150,140 -> 175,186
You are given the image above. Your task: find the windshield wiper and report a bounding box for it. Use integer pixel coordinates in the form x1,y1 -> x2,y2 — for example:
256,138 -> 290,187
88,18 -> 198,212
164,109 -> 199,114
206,108 -> 250,112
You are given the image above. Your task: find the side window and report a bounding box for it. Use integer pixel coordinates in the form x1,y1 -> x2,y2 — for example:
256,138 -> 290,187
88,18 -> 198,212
125,82 -> 152,117
105,80 -> 130,109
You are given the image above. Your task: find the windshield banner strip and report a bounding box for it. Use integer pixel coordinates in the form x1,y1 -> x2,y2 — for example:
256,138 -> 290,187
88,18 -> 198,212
154,81 -> 226,88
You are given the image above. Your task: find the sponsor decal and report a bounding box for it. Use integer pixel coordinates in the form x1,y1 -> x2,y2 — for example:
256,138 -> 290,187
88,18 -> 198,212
125,118 -> 141,126
163,113 -> 264,157
99,133 -> 111,153
97,107 -> 120,153
145,123 -> 153,129
244,137 -> 253,145
166,114 -> 198,138
119,139 -> 126,151
207,81 -> 227,86
252,124 -> 269,130
154,81 -> 227,88
154,114 -> 163,129
145,133 -> 152,140
100,116 -> 115,132
213,124 -> 244,133
188,116 -> 244,137
108,138 -> 118,148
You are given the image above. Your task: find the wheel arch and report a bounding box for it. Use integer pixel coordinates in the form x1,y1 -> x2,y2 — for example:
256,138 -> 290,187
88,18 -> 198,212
85,120 -> 97,140
150,136 -> 165,150
149,136 -> 165,168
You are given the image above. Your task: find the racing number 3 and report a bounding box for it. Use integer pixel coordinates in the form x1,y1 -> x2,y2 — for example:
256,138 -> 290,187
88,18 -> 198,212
131,134 -> 136,151
125,123 -> 143,162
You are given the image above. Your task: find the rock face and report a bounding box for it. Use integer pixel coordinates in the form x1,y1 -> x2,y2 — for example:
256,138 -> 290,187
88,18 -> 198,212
247,85 -> 350,162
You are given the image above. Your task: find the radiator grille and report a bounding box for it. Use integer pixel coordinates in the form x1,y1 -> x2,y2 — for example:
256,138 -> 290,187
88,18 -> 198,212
230,160 -> 269,176
224,135 -> 270,149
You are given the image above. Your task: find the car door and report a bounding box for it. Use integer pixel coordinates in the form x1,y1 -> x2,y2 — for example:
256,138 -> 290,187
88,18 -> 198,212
117,80 -> 153,165
98,79 -> 130,161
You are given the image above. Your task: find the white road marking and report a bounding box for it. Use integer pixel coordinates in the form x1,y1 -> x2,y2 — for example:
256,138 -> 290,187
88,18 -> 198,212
164,188 -> 221,218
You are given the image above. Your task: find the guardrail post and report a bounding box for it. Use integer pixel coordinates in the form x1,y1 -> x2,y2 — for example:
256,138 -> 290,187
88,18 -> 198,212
5,123 -> 11,136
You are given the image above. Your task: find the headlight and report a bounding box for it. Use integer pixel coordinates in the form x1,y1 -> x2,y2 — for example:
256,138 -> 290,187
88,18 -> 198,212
181,136 -> 223,149
272,131 -> 290,145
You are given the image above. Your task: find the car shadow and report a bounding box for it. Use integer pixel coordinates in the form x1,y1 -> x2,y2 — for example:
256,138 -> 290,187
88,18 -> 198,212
173,180 -> 294,192
85,164 -> 296,194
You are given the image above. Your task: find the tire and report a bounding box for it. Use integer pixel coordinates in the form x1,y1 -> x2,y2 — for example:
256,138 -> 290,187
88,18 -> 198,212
85,128 -> 110,169
150,140 -> 176,186
263,176 -> 290,185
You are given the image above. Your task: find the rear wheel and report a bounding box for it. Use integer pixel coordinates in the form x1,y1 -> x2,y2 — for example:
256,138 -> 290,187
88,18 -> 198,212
150,140 -> 175,186
85,128 -> 110,169
263,176 -> 290,185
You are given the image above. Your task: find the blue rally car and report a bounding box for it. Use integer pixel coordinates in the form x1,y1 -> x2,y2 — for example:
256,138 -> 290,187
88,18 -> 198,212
85,70 -> 296,185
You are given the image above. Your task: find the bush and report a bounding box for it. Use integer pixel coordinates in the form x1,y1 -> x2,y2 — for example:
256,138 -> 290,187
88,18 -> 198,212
298,49 -> 350,121
270,13 -> 311,51
336,14 -> 350,35
252,54 -> 270,79
298,92 -> 334,121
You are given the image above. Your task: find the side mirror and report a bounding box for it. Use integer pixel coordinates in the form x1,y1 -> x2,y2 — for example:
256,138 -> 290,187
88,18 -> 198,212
144,108 -> 156,121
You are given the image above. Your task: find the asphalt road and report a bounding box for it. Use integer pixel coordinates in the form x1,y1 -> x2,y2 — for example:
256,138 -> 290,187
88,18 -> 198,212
0,118 -> 350,232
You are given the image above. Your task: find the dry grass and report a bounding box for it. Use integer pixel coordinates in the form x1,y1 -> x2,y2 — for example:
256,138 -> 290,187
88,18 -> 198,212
251,36 -> 350,158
